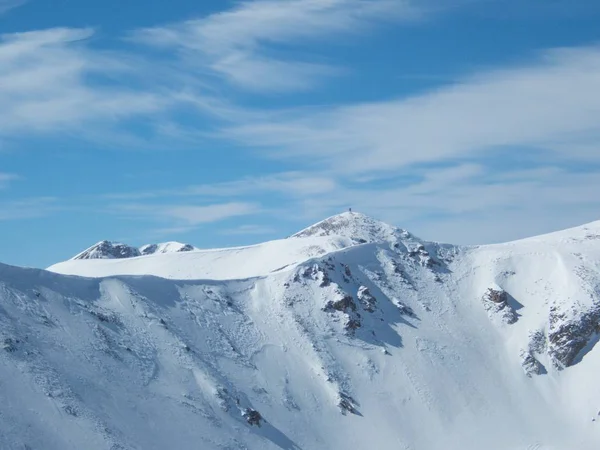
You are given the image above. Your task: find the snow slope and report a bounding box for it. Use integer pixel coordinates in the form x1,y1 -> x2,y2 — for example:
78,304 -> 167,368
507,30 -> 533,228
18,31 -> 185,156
2,213 -> 600,449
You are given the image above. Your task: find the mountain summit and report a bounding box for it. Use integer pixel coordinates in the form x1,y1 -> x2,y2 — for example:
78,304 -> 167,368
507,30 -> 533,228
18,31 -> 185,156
71,240 -> 141,260
292,211 -> 411,244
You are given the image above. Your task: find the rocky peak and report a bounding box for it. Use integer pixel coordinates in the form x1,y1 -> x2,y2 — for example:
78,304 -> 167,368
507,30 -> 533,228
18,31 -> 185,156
139,242 -> 197,255
70,241 -> 198,261
71,241 -> 141,260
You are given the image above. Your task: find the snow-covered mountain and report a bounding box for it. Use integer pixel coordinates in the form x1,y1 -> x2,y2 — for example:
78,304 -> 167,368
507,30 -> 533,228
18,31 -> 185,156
293,210 -> 410,244
72,240 -> 142,260
73,240 -> 198,260
2,212 -> 600,449
139,241 -> 198,256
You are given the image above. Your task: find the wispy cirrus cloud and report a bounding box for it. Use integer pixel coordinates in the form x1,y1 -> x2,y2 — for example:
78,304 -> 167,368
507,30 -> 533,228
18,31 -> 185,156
109,201 -> 261,236
221,45 -> 600,174
0,0 -> 428,142
99,173 -> 333,237
103,171 -> 338,200
130,0 -> 421,92
0,0 -> 25,14
0,28 -> 170,141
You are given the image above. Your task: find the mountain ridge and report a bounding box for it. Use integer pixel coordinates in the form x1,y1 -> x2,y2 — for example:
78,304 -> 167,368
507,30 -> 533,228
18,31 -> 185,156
66,212 -> 600,266
49,212 -> 451,281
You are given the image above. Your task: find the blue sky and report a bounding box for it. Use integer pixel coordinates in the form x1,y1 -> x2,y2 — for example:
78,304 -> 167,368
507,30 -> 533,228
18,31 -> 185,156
2,0 -> 600,268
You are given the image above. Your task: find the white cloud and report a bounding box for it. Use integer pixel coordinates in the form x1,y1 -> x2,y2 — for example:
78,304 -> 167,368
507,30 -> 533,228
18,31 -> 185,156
131,0 -> 419,92
103,172 -> 338,200
184,172 -> 338,197
222,45 -> 600,173
0,28 -> 169,138
0,1 -> 430,140
0,0 -> 25,14
112,201 -> 260,226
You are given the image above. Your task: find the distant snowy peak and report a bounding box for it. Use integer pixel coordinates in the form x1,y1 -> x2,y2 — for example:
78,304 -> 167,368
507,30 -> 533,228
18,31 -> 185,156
71,241 -> 141,260
292,211 -> 413,245
72,241 -> 198,260
139,242 -> 197,255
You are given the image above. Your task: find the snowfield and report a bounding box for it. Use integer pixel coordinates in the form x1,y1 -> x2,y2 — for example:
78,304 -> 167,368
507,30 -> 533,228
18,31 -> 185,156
1,212 -> 600,449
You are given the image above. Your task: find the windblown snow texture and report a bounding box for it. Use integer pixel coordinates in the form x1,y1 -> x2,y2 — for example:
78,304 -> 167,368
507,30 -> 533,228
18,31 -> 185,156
2,212 -> 600,449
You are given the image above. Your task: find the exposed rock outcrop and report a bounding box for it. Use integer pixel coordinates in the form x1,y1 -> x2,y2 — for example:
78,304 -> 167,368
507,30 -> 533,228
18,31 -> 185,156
139,242 -> 196,255
528,329 -> 547,354
520,349 -> 545,377
396,301 -> 417,318
325,294 -> 357,313
302,264 -> 331,287
242,408 -> 263,427
72,241 -> 141,260
70,240 -> 197,260
548,303 -> 600,369
408,244 -> 438,268
338,392 -> 359,415
324,291 -> 362,332
2,337 -> 18,353
482,287 -> 518,325
357,286 -> 376,312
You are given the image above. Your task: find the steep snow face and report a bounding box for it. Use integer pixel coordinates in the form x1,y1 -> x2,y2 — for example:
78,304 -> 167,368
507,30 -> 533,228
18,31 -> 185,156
139,242 -> 197,255
463,219 -> 600,374
5,214 -> 600,449
72,241 -> 141,260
